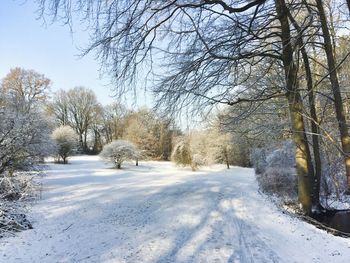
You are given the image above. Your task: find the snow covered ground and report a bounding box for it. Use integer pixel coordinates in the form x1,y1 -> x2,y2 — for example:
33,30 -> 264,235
1,155 -> 350,263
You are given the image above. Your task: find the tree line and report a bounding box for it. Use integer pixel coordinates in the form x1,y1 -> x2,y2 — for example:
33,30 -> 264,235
47,86 -> 178,159
0,67 -> 179,166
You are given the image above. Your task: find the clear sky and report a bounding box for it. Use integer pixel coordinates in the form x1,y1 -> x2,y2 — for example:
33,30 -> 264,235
0,0 -> 151,107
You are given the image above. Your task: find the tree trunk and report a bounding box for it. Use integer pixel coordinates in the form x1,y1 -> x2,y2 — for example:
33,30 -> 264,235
315,0 -> 350,190
287,92 -> 314,214
84,131 -> 88,153
288,11 -> 323,210
275,0 -> 314,214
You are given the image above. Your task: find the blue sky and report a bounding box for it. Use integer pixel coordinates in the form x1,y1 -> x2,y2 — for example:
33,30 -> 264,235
0,0 -> 151,106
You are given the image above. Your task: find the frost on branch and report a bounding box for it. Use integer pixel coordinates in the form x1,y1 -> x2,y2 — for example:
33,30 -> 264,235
99,140 -> 140,169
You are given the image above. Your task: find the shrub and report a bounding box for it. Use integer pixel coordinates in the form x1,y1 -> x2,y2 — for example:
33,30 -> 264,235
171,138 -> 198,171
255,141 -> 297,200
99,140 -> 139,169
258,167 -> 298,200
51,126 -> 78,164
250,148 -> 268,174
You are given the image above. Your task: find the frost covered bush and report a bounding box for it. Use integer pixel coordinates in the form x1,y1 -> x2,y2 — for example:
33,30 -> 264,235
265,141 -> 295,168
51,126 -> 78,164
100,140 -> 140,169
255,141 -> 297,200
0,171 -> 39,201
171,139 -> 196,170
250,148 -> 268,174
321,157 -> 347,198
0,171 -> 40,237
260,167 -> 297,199
171,135 -> 210,171
0,107 -> 53,174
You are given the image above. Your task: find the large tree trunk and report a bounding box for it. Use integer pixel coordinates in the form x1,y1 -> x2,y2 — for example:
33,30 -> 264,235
288,12 -> 323,210
275,0 -> 314,214
315,0 -> 350,190
287,92 -> 314,214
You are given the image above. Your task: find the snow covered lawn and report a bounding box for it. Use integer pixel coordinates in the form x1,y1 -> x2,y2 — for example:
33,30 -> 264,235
1,155 -> 350,263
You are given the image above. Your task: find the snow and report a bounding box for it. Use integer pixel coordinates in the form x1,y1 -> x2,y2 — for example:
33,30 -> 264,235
1,155 -> 350,262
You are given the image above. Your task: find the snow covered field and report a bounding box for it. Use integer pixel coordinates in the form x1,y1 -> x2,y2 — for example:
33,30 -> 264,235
1,155 -> 350,263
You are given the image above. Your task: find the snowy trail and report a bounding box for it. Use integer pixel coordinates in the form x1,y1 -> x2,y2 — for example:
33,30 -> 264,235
1,156 -> 350,263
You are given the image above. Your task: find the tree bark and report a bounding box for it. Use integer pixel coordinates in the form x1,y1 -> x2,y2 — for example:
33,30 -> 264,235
275,0 -> 314,214
315,0 -> 350,190
287,11 -> 323,209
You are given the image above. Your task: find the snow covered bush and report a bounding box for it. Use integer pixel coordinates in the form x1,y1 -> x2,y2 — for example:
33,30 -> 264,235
51,126 -> 78,164
255,141 -> 297,200
260,167 -> 297,199
171,131 -> 242,171
0,107 -> 53,174
171,134 -> 212,171
250,148 -> 268,174
0,171 -> 39,201
265,141 -> 295,168
321,157 -> 346,199
99,140 -> 140,169
171,138 -> 197,171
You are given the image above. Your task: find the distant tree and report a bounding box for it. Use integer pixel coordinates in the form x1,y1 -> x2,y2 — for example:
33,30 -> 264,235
99,140 -> 139,169
1,67 -> 50,112
47,90 -> 69,126
51,126 -> 77,164
102,103 -> 129,143
89,104 -> 105,153
124,109 -> 175,160
66,87 -> 99,152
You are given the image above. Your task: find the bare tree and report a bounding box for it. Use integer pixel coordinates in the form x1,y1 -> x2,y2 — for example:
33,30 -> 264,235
65,87 -> 98,152
48,90 -> 69,126
2,67 -> 51,112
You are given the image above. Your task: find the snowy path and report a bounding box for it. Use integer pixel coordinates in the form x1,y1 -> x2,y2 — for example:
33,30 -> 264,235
1,156 -> 350,263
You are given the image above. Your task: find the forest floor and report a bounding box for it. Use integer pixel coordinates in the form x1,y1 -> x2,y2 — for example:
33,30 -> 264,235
1,155 -> 350,263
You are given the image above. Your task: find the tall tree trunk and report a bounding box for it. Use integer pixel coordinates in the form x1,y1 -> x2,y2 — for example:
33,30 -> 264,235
315,0 -> 350,190
275,0 -> 314,214
287,12 -> 323,209
84,131 -> 88,152
303,52 -> 322,209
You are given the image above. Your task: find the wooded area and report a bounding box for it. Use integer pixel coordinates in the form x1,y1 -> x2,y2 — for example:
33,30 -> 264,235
35,0 -> 350,215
